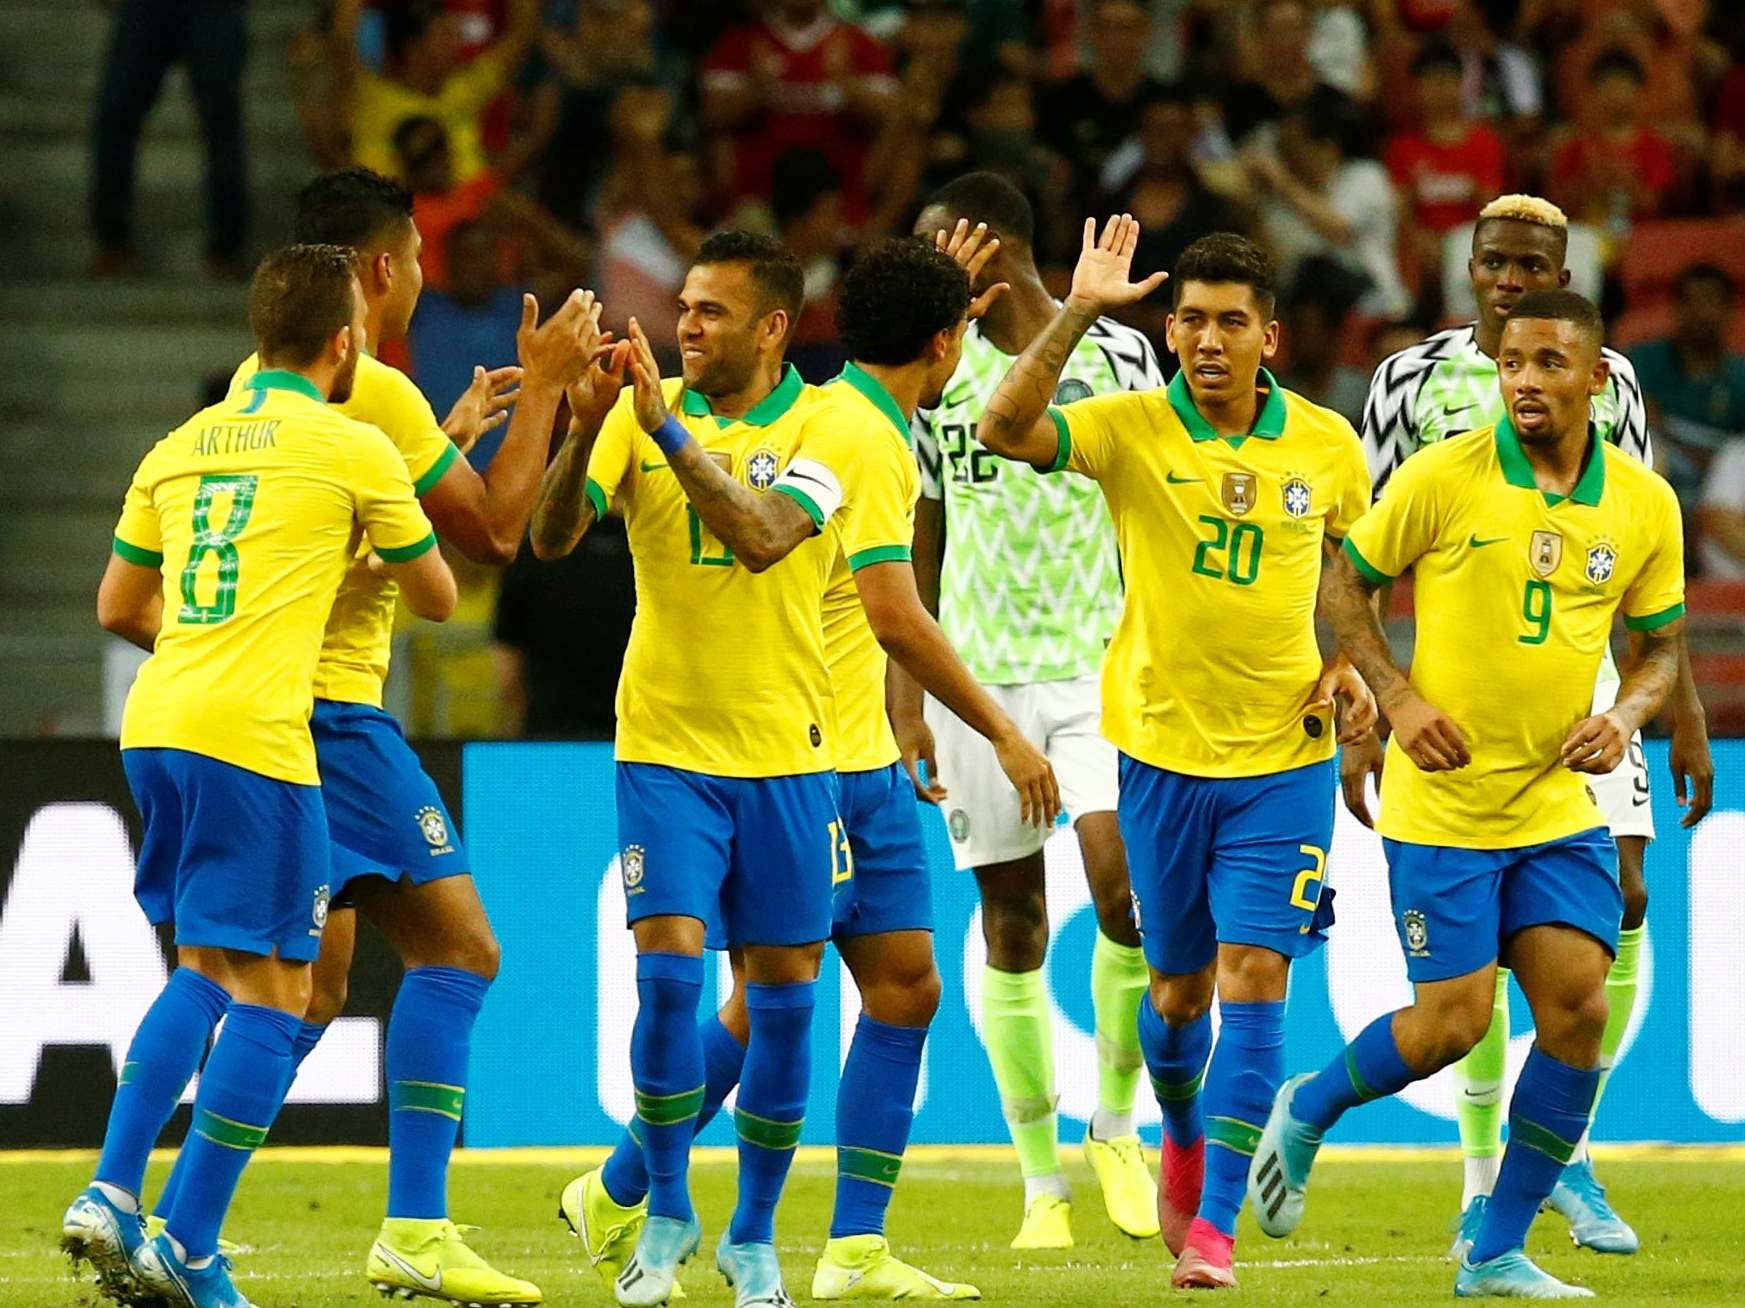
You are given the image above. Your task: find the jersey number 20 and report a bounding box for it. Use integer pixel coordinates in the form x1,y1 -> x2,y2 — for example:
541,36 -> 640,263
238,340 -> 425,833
179,474 -> 258,625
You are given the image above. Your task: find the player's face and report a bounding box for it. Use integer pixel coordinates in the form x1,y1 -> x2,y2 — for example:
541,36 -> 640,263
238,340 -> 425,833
1497,316 -> 1607,445
1167,281 -> 1279,408
676,262 -> 782,395
377,218 -> 425,340
330,278 -> 368,405
1469,221 -> 1568,334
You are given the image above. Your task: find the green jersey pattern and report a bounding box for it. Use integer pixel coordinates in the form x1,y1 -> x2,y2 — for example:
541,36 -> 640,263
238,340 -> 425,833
1361,322 -> 1654,687
914,317 -> 1164,685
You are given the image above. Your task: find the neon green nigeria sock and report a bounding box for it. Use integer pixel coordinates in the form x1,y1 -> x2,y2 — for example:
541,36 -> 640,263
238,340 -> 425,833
1454,968 -> 1509,1205
1089,932 -> 1148,1137
1580,924 -> 1644,1158
981,965 -> 1061,1184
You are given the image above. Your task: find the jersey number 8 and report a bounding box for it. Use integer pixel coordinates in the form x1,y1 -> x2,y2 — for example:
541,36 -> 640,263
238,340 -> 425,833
179,474 -> 258,625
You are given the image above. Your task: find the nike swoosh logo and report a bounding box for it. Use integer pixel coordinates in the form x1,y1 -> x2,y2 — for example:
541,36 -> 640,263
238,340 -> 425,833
639,460 -> 670,473
1443,404 -> 1475,417
373,1246 -> 442,1292
1468,536 -> 1507,549
1166,472 -> 1201,484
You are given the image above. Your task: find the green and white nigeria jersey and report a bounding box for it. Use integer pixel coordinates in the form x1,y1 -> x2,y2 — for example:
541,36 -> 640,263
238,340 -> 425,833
914,316 -> 1165,686
1361,322 -> 1654,685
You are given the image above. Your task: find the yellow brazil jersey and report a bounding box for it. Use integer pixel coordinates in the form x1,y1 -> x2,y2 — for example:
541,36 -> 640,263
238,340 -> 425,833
816,365 -> 923,774
232,352 -> 459,707
1050,367 -> 1370,778
587,365 -> 912,778
114,371 -> 439,784
1344,420 -> 1685,849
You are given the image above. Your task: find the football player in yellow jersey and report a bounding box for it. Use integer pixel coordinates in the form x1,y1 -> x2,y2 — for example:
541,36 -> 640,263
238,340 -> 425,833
532,232 -> 1056,1308
202,170 -> 595,1306
1249,291 -> 1687,1301
65,247 -> 456,1308
973,223 -> 1377,1290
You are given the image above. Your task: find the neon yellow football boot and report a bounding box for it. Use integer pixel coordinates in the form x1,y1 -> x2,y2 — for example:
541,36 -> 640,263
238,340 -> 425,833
558,1167 -> 649,1292
1009,1194 -> 1073,1250
366,1218 -> 542,1305
811,1235 -> 981,1300
1082,1133 -> 1161,1239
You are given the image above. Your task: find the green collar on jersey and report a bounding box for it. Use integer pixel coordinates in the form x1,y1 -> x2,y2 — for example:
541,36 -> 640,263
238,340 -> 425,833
833,362 -> 913,445
1167,366 -> 1287,444
247,370 -> 325,403
679,363 -> 804,426
1494,415 -> 1605,506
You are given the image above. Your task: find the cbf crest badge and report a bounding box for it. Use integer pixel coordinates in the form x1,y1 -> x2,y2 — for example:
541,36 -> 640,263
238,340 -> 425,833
416,806 -> 453,854
1585,541 -> 1618,585
622,844 -> 646,891
1530,530 -> 1563,578
1281,477 -> 1312,519
746,448 -> 780,490
311,883 -> 331,934
1221,472 -> 1257,517
1403,909 -> 1429,956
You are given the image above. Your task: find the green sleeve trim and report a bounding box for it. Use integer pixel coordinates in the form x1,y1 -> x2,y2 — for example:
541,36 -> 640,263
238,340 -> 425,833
848,543 -> 911,571
771,482 -> 825,532
585,477 -> 609,522
112,537 -> 163,567
376,531 -> 438,563
413,441 -> 460,496
1044,407 -> 1072,473
1623,601 -> 1685,632
1342,536 -> 1393,586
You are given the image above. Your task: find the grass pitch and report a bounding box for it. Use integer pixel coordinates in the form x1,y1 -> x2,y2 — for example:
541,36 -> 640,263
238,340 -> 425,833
5,1147 -> 1742,1307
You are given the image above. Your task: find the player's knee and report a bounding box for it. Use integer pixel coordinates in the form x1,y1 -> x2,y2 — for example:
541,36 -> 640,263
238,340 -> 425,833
982,903 -> 1047,973
1149,974 -> 1212,1027
303,972 -> 349,1028
441,928 -> 501,983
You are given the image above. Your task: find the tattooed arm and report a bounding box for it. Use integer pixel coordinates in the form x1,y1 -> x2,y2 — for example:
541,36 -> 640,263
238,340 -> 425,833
976,214 -> 1169,469
530,343 -> 629,560
1562,622 -> 1685,776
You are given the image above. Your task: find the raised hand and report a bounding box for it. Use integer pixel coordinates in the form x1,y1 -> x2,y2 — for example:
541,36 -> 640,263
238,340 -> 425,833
517,289 -> 603,391
625,318 -> 671,434
441,363 -> 522,453
934,218 -> 1009,320
1067,214 -> 1169,313
566,340 -> 632,431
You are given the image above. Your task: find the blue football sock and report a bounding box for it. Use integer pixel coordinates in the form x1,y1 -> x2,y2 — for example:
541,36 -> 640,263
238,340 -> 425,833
831,1015 -> 927,1239
1292,1012 -> 1416,1133
95,968 -> 230,1203
602,1014 -> 746,1208
385,966 -> 491,1220
729,980 -> 815,1245
153,1018 -> 325,1219
1470,1046 -> 1601,1264
1138,1000 -> 1212,1148
164,1003 -> 300,1259
1199,1000 -> 1284,1238
631,953 -> 706,1222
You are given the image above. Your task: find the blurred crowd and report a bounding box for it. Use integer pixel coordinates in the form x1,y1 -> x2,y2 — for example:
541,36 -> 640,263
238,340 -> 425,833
93,0 -> 1745,737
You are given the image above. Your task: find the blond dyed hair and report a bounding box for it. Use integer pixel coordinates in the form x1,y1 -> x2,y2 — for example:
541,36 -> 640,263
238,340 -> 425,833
1477,194 -> 1568,231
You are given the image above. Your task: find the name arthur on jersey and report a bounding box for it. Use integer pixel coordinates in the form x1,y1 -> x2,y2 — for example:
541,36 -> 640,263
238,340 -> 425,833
191,420 -> 279,456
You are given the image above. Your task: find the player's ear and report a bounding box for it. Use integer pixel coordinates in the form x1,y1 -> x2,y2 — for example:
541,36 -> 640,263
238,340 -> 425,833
1558,268 -> 1572,289
1261,317 -> 1281,359
1590,351 -> 1610,398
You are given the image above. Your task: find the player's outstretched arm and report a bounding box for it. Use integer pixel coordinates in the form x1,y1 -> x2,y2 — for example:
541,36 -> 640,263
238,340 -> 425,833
96,554 -> 163,652
886,496 -> 945,802
977,215 -> 1168,469
382,547 -> 458,622
854,560 -> 1060,827
1563,622 -> 1685,777
623,319 -> 815,572
529,342 -> 631,559
1324,549 -> 1470,773
423,290 -> 603,565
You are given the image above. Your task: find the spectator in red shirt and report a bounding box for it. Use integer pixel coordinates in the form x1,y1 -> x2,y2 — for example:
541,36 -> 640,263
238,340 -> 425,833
1548,49 -> 1680,233
700,0 -> 898,226
1385,41 -> 1504,286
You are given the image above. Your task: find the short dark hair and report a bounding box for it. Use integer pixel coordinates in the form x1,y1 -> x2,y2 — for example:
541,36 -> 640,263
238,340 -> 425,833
1410,39 -> 1463,79
837,237 -> 971,366
691,230 -> 806,326
392,115 -> 446,158
1588,48 -> 1646,86
1677,262 -> 1737,300
294,168 -> 415,250
1504,288 -> 1605,346
921,171 -> 1036,247
1173,232 -> 1278,315
249,244 -> 359,367
771,148 -> 841,229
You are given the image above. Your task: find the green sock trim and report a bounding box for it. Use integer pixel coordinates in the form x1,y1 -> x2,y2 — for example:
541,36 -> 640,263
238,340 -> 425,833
391,1080 -> 466,1121
119,1062 -> 139,1087
1511,1116 -> 1580,1165
627,1119 -> 644,1148
193,1108 -> 270,1151
735,1107 -> 803,1151
837,1145 -> 903,1188
635,1085 -> 705,1126
1206,1115 -> 1263,1157
1151,1070 -> 1205,1103
1344,1046 -> 1379,1102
